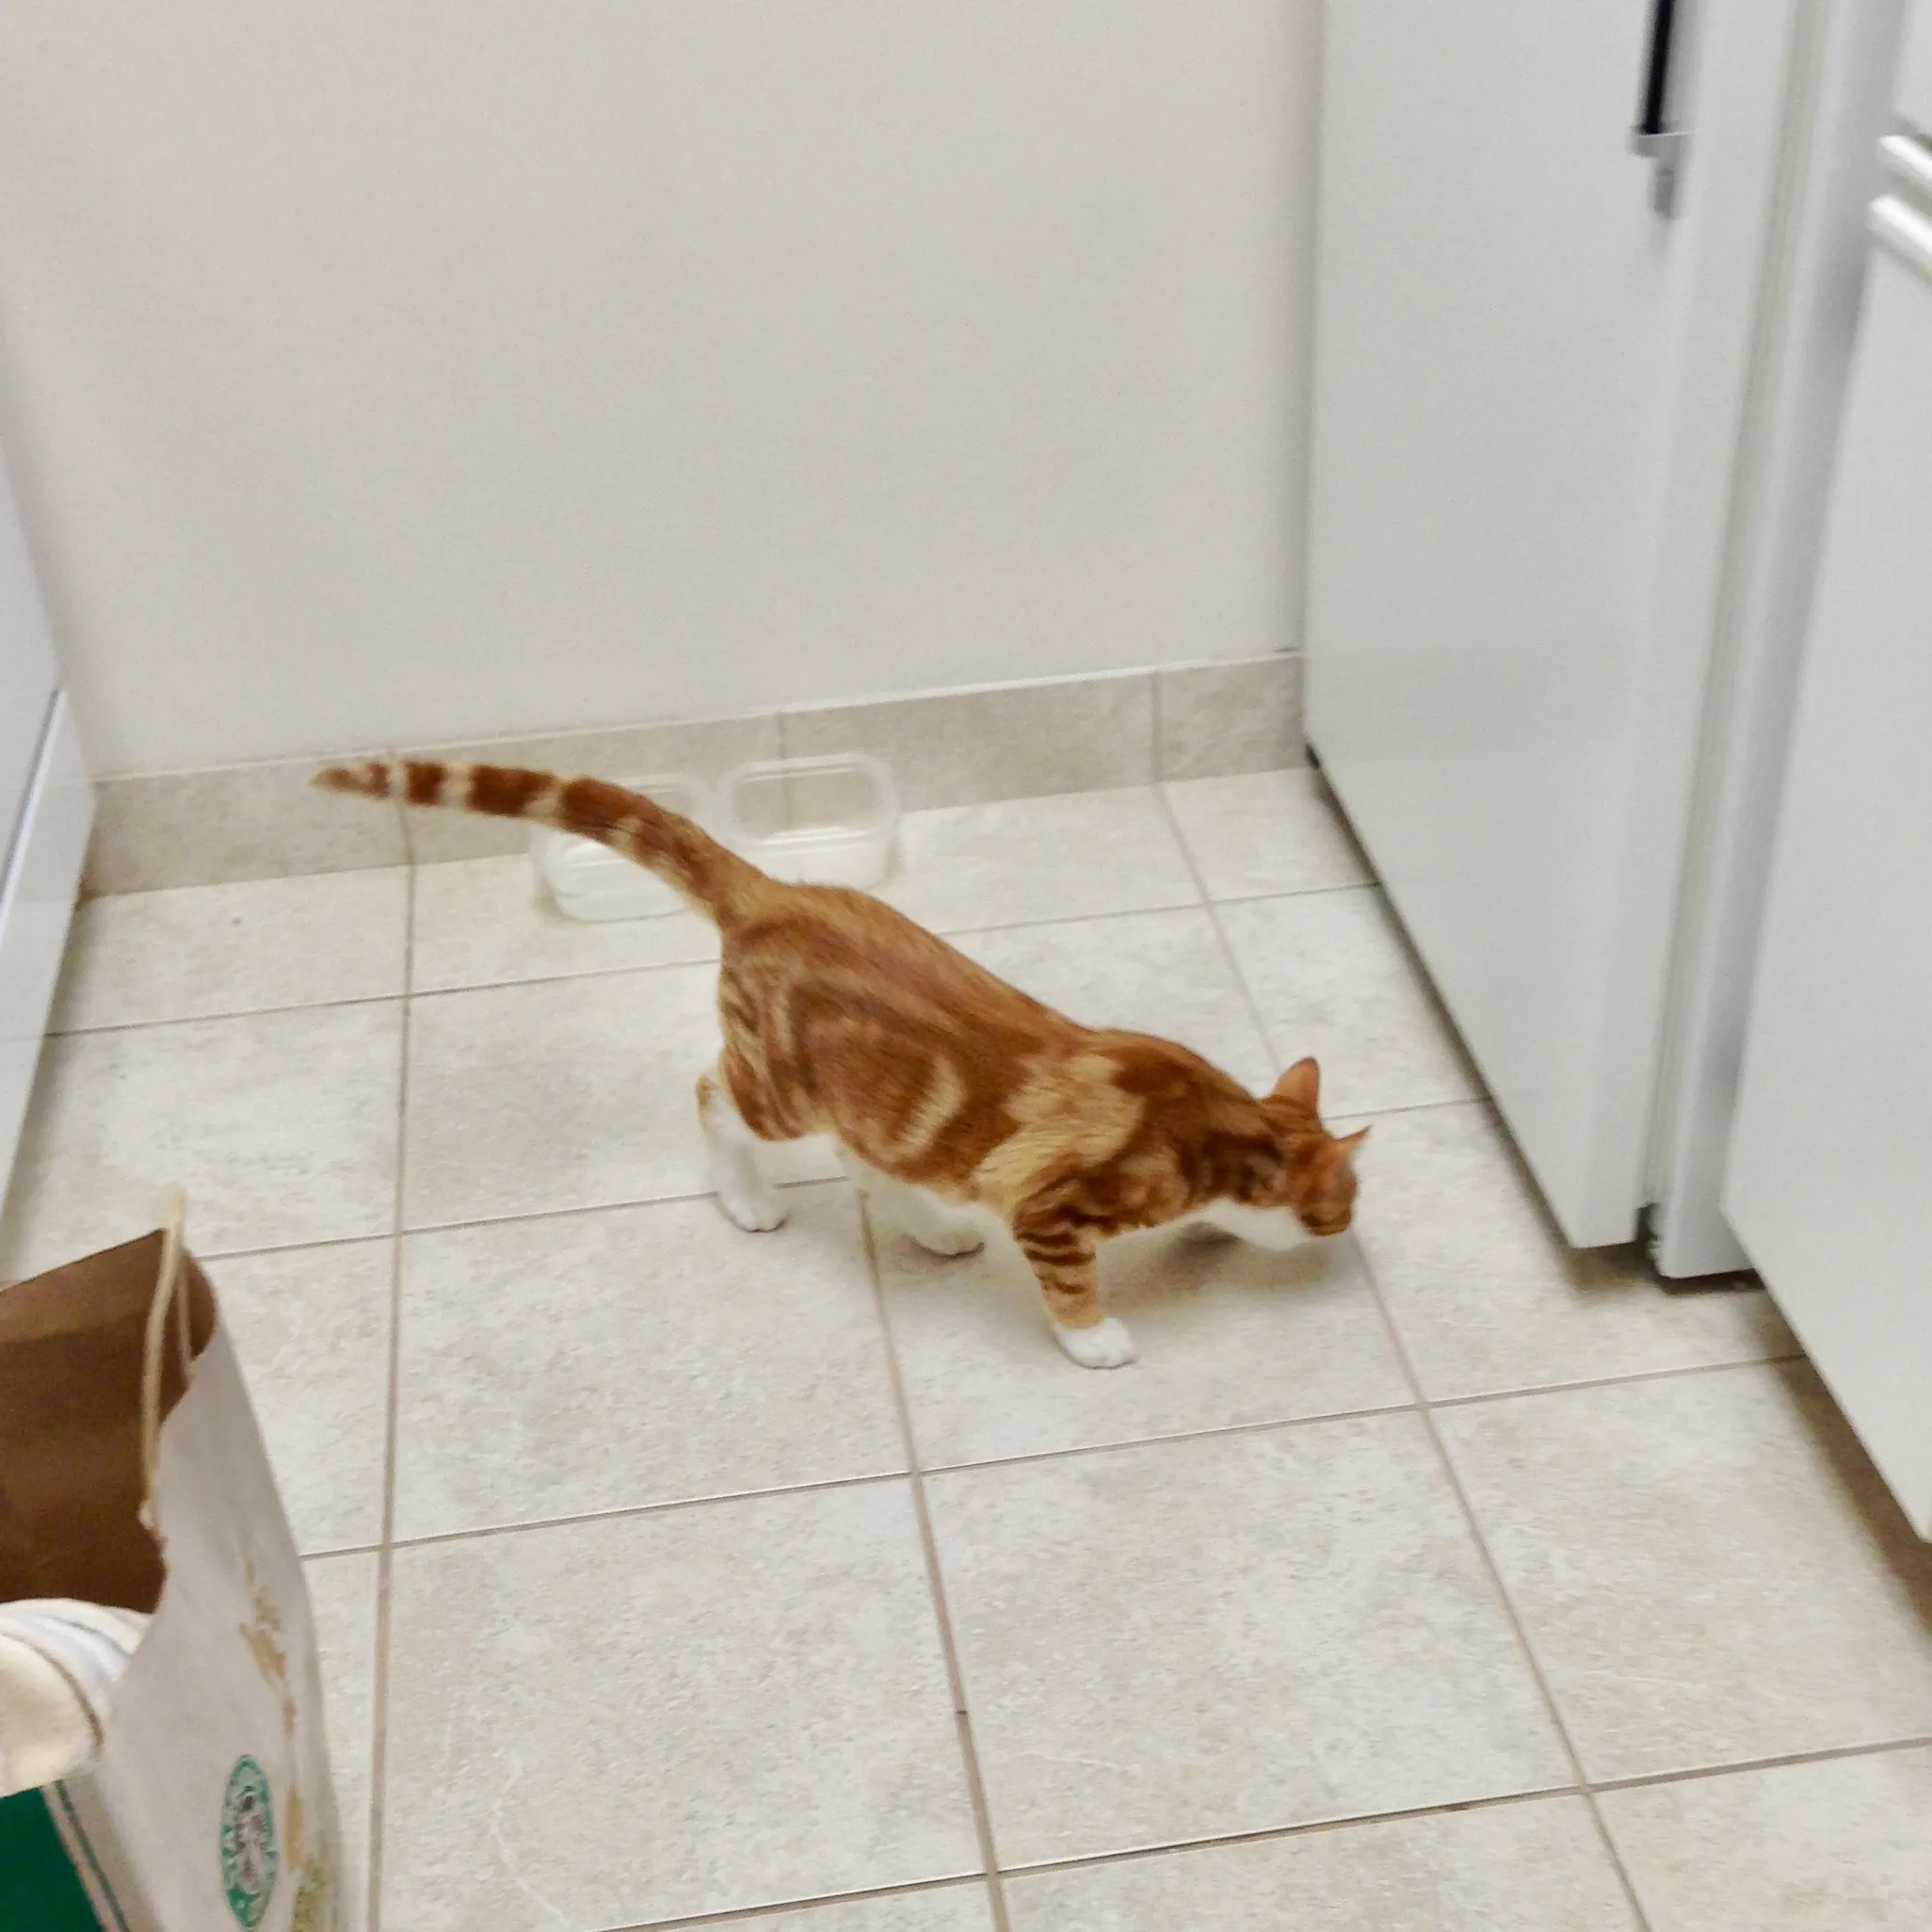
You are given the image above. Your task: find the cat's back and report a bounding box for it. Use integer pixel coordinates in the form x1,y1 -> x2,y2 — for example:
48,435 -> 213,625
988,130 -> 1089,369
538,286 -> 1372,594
722,879 -> 1071,1036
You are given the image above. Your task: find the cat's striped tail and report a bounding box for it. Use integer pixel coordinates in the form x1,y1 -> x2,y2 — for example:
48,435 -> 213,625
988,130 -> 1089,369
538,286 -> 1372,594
313,758 -> 769,922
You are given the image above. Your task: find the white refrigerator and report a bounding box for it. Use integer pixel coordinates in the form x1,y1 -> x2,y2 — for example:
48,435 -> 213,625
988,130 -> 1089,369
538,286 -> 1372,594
1307,1 -> 1932,1519
1725,14 -> 1932,1535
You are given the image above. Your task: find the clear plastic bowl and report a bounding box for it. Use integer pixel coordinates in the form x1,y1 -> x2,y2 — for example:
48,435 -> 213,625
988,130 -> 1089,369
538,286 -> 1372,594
530,774 -> 709,922
717,753 -> 899,889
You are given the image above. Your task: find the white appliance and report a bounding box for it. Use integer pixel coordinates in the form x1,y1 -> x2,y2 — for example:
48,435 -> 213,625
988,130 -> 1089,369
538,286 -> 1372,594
0,453 -> 92,1200
1724,14 -> 1932,1535
1308,4 -> 1932,1512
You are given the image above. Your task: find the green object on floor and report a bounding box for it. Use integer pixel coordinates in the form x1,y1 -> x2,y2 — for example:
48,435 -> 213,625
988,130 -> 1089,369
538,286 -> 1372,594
0,1788 -> 117,1931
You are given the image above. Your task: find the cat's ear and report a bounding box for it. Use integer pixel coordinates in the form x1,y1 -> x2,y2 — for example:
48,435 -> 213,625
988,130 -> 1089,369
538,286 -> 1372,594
1271,1057 -> 1321,1112
1335,1125 -> 1369,1162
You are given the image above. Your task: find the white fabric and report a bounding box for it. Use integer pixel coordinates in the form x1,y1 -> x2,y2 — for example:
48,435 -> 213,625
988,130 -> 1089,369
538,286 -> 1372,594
0,1598 -> 150,1796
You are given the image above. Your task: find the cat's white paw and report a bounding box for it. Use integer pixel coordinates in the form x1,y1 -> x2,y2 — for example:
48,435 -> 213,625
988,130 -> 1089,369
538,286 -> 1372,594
910,1218 -> 985,1258
1175,1218 -> 1234,1246
716,1184 -> 788,1233
1054,1316 -> 1137,1369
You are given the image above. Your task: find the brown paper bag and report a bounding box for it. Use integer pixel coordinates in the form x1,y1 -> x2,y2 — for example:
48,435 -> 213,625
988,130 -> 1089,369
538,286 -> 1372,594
0,1220 -> 342,1931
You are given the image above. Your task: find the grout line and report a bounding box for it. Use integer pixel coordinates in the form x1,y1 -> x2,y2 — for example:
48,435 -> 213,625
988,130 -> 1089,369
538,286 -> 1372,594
68,822 -> 1387,1039
400,891 -> 1254,1001
1327,1094 -> 1486,1129
362,864 -> 415,1932
214,1241 -> 1789,1457
1590,1731 -> 1932,1795
301,1539 -> 384,1563
1168,761 -> 1484,1113
921,897 -> 1202,942
404,900 -> 1212,1006
1155,783 -> 1291,1077
859,1197 -> 1014,1932
918,1398 -> 1418,1477
988,1731 -> 1932,1886
197,1094 -> 1509,1270
201,1227 -> 407,1267
1425,1350 -> 1810,1412
1345,1239 -> 1657,1932
607,1873 -> 991,1931
590,1727 -> 1932,1926
954,1711 -> 1006,1929
386,1468 -> 910,1551
407,959 -> 717,1006
1149,661 -> 1165,784
388,776 -> 411,876
1200,880 -> 1375,910
376,1401 -> 1430,1557
1175,731 -> 1618,1889
994,1781 -> 1583,1881
1201,878 -> 1489,1116
310,1354 -> 1814,1568
63,877 -> 1409,1051
201,1174 -> 845,1265
52,988 -> 405,1039
390,1173 -> 841,1242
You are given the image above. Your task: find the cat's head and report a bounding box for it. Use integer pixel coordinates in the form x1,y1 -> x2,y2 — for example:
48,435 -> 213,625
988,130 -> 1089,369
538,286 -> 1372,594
1200,1057 -> 1366,1249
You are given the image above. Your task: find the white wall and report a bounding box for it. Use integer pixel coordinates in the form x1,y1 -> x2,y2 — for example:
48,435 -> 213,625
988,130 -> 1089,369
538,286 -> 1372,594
0,3 -> 1316,774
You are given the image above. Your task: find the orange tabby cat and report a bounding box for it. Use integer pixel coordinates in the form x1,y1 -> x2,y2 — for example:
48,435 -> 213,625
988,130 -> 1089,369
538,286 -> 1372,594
316,759 -> 1365,1367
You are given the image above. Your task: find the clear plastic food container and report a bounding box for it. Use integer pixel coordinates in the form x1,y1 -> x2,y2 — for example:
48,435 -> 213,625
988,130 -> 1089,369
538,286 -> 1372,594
717,753 -> 899,889
530,774 -> 709,922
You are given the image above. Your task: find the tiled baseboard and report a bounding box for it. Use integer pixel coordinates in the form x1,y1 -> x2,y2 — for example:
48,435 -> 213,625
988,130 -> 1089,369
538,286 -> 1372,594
84,653 -> 1305,893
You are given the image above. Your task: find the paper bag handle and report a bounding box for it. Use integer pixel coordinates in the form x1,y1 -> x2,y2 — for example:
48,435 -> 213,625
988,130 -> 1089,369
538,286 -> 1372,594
138,1187 -> 195,1517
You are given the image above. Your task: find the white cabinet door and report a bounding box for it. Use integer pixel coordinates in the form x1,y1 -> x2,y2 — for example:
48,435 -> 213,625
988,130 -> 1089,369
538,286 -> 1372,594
0,695 -> 92,1191
0,445 -> 89,1200
1726,222 -> 1932,1538
1306,0 -> 1798,1242
0,457 -> 56,841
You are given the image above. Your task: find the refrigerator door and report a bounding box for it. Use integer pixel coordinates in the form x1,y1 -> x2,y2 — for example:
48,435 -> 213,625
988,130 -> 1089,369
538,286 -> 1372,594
1649,0 -> 1907,1278
1306,0 -> 1799,1243
1725,209 -> 1932,1538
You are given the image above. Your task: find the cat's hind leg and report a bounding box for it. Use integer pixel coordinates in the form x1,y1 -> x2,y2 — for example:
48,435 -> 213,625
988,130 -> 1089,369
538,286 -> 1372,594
838,1151 -> 985,1256
698,1064 -> 787,1232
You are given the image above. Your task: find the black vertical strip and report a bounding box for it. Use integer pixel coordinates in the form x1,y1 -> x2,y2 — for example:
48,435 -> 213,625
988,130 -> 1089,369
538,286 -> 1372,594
1637,0 -> 1680,136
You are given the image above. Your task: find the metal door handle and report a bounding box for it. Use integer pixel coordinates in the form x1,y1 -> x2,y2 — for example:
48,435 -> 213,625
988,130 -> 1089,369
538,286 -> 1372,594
1631,0 -> 1687,216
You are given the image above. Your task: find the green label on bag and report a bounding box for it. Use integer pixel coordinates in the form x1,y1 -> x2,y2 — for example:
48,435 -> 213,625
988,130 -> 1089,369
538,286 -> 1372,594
218,1757 -> 278,1928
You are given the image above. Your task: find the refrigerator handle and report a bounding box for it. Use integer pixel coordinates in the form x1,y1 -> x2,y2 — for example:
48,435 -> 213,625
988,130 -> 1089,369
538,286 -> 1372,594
1630,0 -> 1688,217
1869,193 -> 1932,283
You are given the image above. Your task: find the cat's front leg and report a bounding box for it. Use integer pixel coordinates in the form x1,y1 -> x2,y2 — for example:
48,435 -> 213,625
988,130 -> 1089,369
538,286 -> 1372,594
697,1066 -> 788,1232
1014,1212 -> 1135,1369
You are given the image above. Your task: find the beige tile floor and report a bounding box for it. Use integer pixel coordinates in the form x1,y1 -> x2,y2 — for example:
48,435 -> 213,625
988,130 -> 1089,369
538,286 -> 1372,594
8,768 -> 1932,1929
